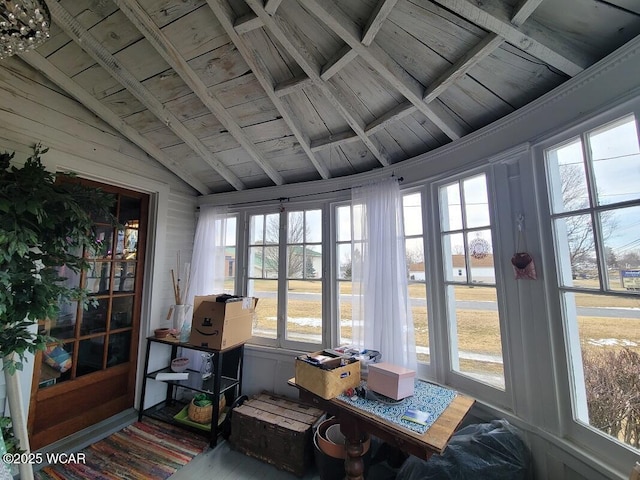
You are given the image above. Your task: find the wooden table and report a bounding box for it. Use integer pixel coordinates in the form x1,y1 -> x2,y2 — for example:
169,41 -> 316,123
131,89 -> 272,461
288,378 -> 474,480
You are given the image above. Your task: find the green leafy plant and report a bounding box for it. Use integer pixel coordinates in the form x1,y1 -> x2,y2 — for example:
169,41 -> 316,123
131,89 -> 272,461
0,144 -> 115,374
0,416 -> 23,454
192,393 -> 213,407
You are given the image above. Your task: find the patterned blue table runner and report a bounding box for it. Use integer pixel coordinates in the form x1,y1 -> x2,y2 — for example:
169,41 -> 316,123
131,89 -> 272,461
337,380 -> 457,435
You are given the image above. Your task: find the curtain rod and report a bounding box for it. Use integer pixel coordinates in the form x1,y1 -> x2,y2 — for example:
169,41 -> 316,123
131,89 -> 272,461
197,175 -> 403,210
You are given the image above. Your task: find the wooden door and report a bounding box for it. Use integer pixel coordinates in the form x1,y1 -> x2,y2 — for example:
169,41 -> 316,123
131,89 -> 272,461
28,180 -> 149,450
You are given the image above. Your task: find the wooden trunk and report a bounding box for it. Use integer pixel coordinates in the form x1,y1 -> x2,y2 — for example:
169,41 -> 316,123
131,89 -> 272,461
230,393 -> 325,477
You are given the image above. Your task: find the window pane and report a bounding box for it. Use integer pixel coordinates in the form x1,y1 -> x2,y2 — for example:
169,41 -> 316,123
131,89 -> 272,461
287,246 -> 304,279
468,230 -> 495,285
352,204 -> 364,241
547,139 -> 589,214
338,282 -> 352,344
403,193 -> 423,236
250,215 -> 264,244
410,280 -> 429,364
554,214 -> 598,289
107,331 -> 131,367
87,226 -> 114,259
337,206 -> 351,242
563,291 -> 640,447
463,175 -> 490,228
440,182 -> 462,231
77,337 -> 104,376
42,300 -> 77,339
264,246 -> 279,278
224,246 -> 236,293
111,296 -> 133,329
248,279 -> 276,339
81,298 -> 109,335
447,285 -> 504,389
337,243 -> 352,280
306,210 -> 322,243
114,262 -> 136,292
288,211 -> 303,243
39,342 -> 74,387
443,233 -> 466,282
248,246 -> 263,278
304,245 -> 322,279
86,262 -> 111,294
588,116 -> 640,206
265,213 -> 279,243
600,205 -> 640,292
286,280 -> 322,344
406,238 -> 424,281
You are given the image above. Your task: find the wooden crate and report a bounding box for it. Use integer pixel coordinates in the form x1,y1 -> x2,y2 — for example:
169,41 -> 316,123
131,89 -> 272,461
229,393 -> 325,477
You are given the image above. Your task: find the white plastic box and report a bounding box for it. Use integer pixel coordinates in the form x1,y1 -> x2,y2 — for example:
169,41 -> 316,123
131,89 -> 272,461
367,362 -> 415,400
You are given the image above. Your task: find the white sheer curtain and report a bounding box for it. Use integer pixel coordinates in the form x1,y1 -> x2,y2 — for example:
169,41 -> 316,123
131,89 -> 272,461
182,205 -> 228,368
186,205 -> 229,304
351,178 -> 417,370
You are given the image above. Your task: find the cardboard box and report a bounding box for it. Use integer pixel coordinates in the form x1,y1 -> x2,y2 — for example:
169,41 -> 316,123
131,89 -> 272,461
295,351 -> 360,400
367,362 -> 415,400
188,295 -> 257,350
230,393 -> 324,477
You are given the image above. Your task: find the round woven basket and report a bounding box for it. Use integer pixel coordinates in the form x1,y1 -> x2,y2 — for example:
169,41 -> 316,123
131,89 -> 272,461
187,394 -> 226,424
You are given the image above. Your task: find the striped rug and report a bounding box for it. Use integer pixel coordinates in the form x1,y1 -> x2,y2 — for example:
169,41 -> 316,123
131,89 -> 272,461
35,418 -> 209,480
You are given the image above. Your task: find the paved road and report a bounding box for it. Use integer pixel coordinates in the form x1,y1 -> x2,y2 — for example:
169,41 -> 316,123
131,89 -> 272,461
254,291 -> 640,318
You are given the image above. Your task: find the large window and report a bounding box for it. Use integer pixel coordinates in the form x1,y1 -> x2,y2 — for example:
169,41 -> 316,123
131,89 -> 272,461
335,193 -> 428,358
438,173 -> 505,389
545,114 -> 640,451
403,193 -> 429,364
247,208 -> 323,347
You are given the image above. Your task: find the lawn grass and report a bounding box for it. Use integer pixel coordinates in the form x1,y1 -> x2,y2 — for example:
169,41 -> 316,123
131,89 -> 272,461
249,280 -> 640,361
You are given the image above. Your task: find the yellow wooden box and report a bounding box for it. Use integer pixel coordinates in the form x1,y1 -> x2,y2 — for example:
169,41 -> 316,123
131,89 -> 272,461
295,352 -> 360,400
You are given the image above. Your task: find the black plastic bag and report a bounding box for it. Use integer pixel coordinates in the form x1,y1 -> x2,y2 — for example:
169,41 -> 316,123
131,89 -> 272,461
397,419 -> 530,480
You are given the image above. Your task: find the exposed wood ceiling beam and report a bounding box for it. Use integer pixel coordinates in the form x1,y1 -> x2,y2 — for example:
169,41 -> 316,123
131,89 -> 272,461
47,1 -> 246,191
273,74 -> 314,97
320,45 -> 358,81
511,0 -> 545,27
300,0 -> 466,141
363,1 -> 546,135
264,0 -> 284,16
361,0 -> 399,46
234,13 -> 264,34
431,0 -> 586,76
365,100 -> 414,135
206,0 -> 331,179
114,0 -> 284,186
310,130 -> 358,152
424,33 -> 504,103
20,51 -> 211,195
244,0 -> 391,167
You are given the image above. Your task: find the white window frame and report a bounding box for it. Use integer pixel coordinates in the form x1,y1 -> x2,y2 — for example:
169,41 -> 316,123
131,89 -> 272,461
427,166 -> 511,408
240,203 -> 329,352
533,97 -> 640,467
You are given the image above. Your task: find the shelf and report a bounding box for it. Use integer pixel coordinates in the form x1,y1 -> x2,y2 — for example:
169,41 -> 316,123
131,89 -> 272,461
139,337 -> 244,448
147,368 -> 238,395
141,400 -> 227,437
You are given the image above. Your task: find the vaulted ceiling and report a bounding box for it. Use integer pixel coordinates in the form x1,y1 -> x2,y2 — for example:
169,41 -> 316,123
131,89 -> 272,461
8,0 -> 640,194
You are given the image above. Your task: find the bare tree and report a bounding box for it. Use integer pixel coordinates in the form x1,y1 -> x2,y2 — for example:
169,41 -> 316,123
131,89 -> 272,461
264,213 -> 308,278
560,164 -> 618,269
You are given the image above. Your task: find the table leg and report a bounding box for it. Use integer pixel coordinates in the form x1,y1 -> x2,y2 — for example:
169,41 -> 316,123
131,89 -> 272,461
341,418 -> 364,480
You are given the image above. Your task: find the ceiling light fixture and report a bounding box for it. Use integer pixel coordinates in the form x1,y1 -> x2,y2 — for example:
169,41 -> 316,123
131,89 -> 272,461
0,0 -> 51,60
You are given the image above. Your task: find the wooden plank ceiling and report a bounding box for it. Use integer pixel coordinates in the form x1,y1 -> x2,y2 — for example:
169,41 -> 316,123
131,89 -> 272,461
8,0 -> 640,194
